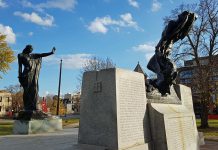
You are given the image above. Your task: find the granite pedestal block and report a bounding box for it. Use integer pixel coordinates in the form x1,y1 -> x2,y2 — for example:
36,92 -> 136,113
13,118 -> 62,134
79,68 -> 149,150
79,68 -> 201,150
147,85 -> 199,150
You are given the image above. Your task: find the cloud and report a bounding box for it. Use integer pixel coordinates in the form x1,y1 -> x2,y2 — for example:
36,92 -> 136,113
21,0 -> 77,11
88,13 -> 142,34
151,0 -> 162,12
28,32 -> 33,36
133,42 -> 156,61
88,17 -> 110,34
0,24 -> 16,44
120,13 -> 138,29
44,53 -> 92,69
0,0 -> 7,8
14,11 -> 54,27
128,0 -> 139,8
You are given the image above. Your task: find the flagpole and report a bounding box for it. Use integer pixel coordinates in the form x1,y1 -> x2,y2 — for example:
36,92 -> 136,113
56,59 -> 62,116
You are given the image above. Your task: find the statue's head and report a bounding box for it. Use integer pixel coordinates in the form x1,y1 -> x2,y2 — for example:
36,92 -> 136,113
178,11 -> 189,20
23,44 -> 33,54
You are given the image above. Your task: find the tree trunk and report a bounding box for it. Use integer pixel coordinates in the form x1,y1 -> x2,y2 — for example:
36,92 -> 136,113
200,103 -> 209,128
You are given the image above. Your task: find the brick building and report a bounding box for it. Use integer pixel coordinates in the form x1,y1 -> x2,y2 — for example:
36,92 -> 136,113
177,55 -> 218,114
0,90 -> 12,117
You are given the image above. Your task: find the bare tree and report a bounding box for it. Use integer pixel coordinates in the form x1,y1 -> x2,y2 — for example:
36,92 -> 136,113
82,56 -> 116,72
4,84 -> 24,112
166,0 -> 218,128
4,84 -> 22,94
77,56 -> 116,91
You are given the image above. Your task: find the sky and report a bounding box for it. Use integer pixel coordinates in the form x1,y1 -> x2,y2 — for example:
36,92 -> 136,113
0,0 -> 198,96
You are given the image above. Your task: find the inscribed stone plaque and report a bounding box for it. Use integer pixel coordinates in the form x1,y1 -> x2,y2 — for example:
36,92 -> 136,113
116,69 -> 147,149
147,85 -> 199,150
165,116 -> 197,150
78,68 -> 148,150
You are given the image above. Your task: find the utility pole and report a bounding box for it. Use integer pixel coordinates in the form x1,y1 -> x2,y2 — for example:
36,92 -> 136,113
56,59 -> 62,116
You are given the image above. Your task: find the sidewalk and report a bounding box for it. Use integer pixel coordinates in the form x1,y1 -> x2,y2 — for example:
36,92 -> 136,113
201,141 -> 218,150
0,119 -> 14,123
0,127 -> 217,150
0,127 -> 78,150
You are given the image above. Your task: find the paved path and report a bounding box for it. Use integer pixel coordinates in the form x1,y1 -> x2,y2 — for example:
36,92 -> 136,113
0,127 -> 217,150
0,128 -> 78,150
200,141 -> 218,150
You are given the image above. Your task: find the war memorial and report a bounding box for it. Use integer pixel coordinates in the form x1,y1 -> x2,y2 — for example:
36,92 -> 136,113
12,11 -> 204,149
77,11 -> 202,150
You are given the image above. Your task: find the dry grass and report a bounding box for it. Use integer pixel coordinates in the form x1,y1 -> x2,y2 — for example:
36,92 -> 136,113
0,122 -> 13,136
0,118 -> 80,136
62,118 -> 79,126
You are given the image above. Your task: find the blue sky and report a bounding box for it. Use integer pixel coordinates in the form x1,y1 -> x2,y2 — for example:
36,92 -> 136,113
0,0 -> 198,96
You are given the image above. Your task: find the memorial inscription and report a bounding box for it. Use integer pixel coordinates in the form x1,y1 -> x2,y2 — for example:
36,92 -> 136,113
166,116 -> 196,149
117,76 -> 146,148
79,68 -> 149,150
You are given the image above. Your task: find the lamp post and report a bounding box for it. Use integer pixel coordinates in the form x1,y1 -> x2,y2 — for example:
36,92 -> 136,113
56,59 -> 62,116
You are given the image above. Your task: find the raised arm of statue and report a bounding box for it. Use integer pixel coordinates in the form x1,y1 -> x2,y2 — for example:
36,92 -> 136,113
33,47 -> 56,59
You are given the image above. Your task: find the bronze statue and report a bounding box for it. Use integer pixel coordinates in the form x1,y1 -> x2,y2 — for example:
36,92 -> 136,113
147,11 -> 197,95
18,45 -> 55,112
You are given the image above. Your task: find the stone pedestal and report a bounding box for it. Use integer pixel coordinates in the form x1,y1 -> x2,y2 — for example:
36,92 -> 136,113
13,118 -> 62,134
147,85 -> 199,150
78,68 -> 200,150
79,68 -> 149,150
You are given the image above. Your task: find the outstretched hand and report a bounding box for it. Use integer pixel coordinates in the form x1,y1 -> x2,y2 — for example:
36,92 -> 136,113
51,47 -> 56,54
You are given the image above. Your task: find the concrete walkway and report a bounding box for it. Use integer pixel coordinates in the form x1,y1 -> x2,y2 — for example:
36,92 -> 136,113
0,127 -> 217,150
0,128 -> 78,150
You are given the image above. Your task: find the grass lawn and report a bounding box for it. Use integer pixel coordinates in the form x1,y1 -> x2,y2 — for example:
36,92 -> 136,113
0,118 -> 80,136
62,118 -> 79,126
1,118 -> 218,138
196,119 -> 218,138
0,122 -> 13,136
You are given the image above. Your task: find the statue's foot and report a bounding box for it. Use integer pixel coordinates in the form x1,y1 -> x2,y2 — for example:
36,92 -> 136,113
146,88 -> 162,99
17,110 -> 52,121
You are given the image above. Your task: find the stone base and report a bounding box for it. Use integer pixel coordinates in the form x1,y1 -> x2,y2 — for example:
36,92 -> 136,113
198,132 -> 205,146
17,110 -> 52,120
146,85 -> 181,104
13,118 -> 62,134
148,103 -> 199,150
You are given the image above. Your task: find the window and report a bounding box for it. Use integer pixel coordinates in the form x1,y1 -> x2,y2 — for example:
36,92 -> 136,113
0,106 -> 1,112
212,76 -> 218,81
179,70 -> 193,78
0,96 -> 2,102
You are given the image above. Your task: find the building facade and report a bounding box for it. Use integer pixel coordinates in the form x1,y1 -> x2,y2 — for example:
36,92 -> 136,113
177,55 -> 218,114
63,92 -> 81,113
0,91 -> 12,117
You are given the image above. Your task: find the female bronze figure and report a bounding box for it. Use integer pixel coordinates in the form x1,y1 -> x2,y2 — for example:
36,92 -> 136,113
18,45 -> 55,111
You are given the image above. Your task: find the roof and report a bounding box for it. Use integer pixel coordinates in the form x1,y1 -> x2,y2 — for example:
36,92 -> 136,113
0,90 -> 10,93
134,62 -> 148,77
184,54 -> 218,66
0,90 -> 11,95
